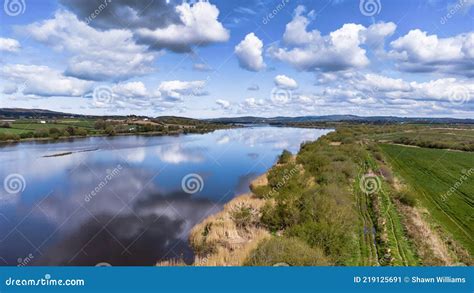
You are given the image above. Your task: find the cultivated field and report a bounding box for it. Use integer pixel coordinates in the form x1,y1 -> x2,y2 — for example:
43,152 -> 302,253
380,144 -> 474,256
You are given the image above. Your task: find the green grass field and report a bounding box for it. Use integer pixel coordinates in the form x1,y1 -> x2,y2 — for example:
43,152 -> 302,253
380,144 -> 474,256
0,119 -> 96,135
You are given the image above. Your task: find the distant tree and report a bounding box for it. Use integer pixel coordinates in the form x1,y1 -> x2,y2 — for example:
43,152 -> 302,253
104,125 -> 116,136
34,129 -> 49,138
75,128 -> 88,136
49,127 -> 61,139
65,126 -> 75,136
94,119 -> 106,130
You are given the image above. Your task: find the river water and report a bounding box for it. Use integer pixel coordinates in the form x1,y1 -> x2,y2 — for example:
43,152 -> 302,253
0,126 -> 330,266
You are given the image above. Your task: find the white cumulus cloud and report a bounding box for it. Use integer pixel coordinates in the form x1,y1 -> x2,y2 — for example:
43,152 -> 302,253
235,33 -> 266,72
389,29 -> 474,77
158,80 -> 207,101
135,1 -> 229,52
274,75 -> 298,89
0,38 -> 20,52
216,99 -> 231,109
269,6 -> 396,72
1,64 -> 92,97
20,10 -> 156,81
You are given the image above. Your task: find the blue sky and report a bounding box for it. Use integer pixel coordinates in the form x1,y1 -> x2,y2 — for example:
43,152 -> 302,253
0,0 -> 473,118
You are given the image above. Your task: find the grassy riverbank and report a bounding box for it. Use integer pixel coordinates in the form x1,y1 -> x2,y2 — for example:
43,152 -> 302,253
0,117 -> 234,143
174,124 -> 473,266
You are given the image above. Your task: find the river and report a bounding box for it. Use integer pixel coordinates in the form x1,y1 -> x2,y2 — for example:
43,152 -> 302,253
0,126 -> 331,266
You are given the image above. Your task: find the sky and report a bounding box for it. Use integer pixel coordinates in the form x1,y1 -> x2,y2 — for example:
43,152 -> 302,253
0,0 -> 473,118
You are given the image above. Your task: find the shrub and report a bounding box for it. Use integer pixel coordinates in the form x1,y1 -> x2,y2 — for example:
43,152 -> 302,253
94,119 -> 106,129
75,128 -> 88,136
49,127 -> 61,139
34,129 -> 49,138
244,236 -> 331,266
19,131 -> 34,139
230,204 -> 256,230
278,150 -> 292,164
394,190 -> 417,207
285,202 -> 355,264
378,165 -> 394,183
65,126 -> 75,136
0,132 -> 20,141
104,126 -> 116,136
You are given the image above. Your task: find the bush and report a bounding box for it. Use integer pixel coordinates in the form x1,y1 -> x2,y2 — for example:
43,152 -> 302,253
394,190 -> 417,207
34,129 -> 49,138
278,150 -> 292,164
0,132 -> 20,141
75,128 -> 88,136
49,127 -> 61,139
230,204 -> 256,230
261,200 -> 302,231
285,197 -> 355,264
104,126 -> 116,136
378,165 -> 394,183
244,237 -> 331,266
94,119 -> 106,130
65,126 -> 75,136
20,132 -> 34,139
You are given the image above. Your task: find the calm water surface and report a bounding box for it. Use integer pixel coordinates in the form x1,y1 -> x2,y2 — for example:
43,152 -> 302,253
0,126 -> 330,266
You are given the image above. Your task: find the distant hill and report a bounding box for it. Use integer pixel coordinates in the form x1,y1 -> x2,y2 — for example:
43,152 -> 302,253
0,108 -> 85,119
1,108 -> 473,124
208,115 -> 474,125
